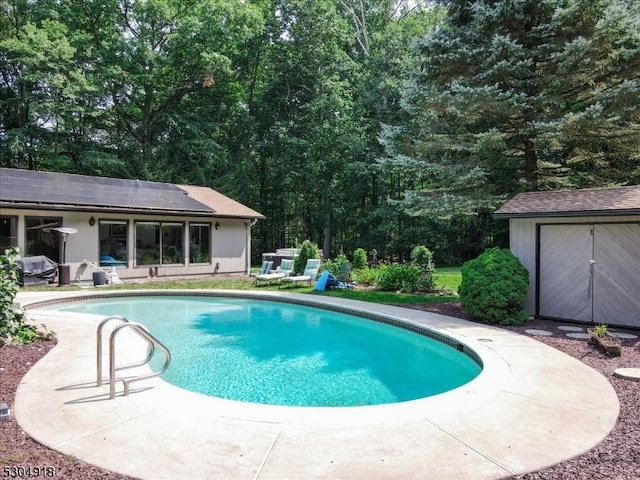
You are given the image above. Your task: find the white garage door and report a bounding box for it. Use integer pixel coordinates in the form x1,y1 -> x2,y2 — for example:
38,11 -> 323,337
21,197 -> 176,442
539,223 -> 640,328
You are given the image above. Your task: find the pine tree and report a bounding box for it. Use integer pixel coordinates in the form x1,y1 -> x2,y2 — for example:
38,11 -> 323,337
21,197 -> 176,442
381,0 -> 640,216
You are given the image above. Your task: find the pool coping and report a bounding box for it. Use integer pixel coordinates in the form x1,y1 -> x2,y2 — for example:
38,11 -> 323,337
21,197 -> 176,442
14,289 -> 620,480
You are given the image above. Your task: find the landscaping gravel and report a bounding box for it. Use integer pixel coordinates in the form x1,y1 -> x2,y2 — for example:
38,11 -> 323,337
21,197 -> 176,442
1,302 -> 639,480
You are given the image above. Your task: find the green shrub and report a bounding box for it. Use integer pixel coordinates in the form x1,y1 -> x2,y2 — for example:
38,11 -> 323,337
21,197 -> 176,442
416,273 -> 436,293
0,247 -> 22,341
352,266 -> 378,285
458,247 -> 529,325
352,248 -> 367,269
323,253 -> 349,277
375,263 -> 421,293
0,247 -> 50,344
294,240 -> 319,274
411,245 -> 435,274
411,245 -> 436,292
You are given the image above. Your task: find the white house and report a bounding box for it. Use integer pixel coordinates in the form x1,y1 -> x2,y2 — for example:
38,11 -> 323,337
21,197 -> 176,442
0,168 -> 264,283
494,185 -> 640,329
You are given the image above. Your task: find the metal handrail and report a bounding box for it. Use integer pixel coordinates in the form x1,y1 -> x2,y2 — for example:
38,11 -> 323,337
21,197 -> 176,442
96,315 -> 170,399
97,315 -> 128,386
96,315 -> 154,386
108,321 -> 171,399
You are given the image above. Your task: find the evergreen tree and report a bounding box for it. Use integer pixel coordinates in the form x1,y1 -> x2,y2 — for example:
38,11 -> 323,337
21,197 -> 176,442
381,0 -> 640,218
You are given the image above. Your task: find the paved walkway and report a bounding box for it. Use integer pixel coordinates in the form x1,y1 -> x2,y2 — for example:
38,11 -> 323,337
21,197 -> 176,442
524,325 -> 640,381
525,325 -> 639,341
15,290 -> 620,480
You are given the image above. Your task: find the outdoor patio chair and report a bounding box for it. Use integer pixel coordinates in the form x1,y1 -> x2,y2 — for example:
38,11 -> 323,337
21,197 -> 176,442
280,258 -> 321,287
330,261 -> 354,289
337,261 -> 352,283
315,262 -> 355,292
256,260 -> 273,276
255,259 -> 294,286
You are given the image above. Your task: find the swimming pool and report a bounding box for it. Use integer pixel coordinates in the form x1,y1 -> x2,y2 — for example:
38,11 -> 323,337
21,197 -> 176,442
17,290 -> 620,480
45,293 -> 481,407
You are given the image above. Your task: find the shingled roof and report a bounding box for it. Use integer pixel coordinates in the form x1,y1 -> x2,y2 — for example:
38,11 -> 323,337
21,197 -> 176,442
178,185 -> 264,219
494,185 -> 640,218
0,168 -> 264,219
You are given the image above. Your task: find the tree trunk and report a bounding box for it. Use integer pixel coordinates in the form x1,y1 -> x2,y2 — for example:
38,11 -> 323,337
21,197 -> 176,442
523,138 -> 538,191
323,205 -> 332,259
141,84 -> 154,175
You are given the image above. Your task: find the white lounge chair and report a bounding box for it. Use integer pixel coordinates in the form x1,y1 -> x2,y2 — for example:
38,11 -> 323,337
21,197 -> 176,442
256,260 -> 273,276
280,259 -> 321,287
255,259 -> 294,286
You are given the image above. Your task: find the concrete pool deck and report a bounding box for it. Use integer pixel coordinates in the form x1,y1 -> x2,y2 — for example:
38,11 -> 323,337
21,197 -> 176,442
14,290 -> 619,480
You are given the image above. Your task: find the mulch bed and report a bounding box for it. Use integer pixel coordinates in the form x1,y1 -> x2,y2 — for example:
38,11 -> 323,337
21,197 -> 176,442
0,340 -> 131,479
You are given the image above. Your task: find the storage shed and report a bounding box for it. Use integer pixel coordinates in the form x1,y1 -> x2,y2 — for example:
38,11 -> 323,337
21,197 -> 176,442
494,186 -> 640,329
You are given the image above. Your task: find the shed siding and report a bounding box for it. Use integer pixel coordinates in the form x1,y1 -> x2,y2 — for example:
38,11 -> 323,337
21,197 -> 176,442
510,215 -> 640,315
538,224 -> 593,321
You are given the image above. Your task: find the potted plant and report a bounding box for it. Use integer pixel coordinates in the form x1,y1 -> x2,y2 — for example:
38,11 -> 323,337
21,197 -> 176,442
587,324 -> 621,357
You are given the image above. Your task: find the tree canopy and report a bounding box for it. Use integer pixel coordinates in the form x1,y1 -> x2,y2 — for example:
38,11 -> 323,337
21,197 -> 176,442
1,0 -> 638,264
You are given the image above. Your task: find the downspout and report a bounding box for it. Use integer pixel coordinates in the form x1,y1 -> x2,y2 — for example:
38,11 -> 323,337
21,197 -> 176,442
246,218 -> 258,275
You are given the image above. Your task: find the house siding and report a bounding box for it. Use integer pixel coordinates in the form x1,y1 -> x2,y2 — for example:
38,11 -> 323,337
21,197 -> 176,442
211,221 -> 249,273
510,215 -> 640,315
1,207 -> 251,282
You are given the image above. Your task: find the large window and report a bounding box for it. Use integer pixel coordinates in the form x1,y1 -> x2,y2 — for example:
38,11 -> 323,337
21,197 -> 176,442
136,222 -> 160,265
99,220 -> 128,267
25,217 -> 61,262
0,216 -> 18,250
189,224 -> 210,264
162,223 -> 184,264
135,221 -> 184,266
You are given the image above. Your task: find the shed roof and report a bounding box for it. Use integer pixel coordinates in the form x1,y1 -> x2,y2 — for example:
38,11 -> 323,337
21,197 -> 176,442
494,185 -> 640,218
0,168 -> 264,219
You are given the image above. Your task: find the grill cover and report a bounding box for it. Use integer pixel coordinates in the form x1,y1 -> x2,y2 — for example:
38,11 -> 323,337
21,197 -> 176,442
19,255 -> 58,284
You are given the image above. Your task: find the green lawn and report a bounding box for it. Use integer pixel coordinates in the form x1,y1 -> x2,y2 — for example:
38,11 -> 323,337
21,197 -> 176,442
312,288 -> 458,305
25,266 -> 462,306
433,266 -> 462,293
318,266 -> 461,304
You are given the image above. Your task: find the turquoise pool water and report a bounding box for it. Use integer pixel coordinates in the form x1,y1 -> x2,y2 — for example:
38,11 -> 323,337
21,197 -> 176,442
50,296 -> 481,406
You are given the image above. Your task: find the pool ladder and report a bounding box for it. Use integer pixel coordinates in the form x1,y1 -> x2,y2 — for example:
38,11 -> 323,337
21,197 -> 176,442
96,315 -> 171,399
